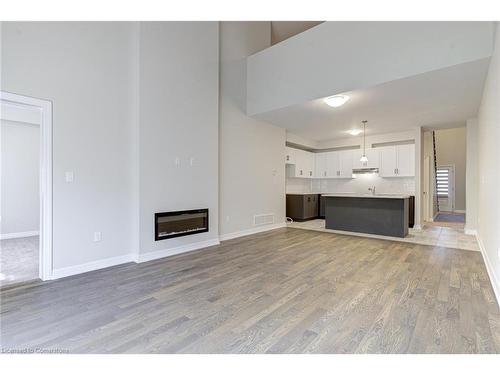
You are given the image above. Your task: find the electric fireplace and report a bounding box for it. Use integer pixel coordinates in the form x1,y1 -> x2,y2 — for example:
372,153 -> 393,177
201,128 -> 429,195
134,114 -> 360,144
155,209 -> 209,241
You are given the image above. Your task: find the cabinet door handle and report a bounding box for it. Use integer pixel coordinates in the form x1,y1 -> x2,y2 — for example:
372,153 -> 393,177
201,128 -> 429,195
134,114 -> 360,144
286,155 -> 289,161
309,171 -> 312,176
396,168 -> 399,174
394,168 -> 397,175
324,171 -> 326,176
300,170 -> 303,175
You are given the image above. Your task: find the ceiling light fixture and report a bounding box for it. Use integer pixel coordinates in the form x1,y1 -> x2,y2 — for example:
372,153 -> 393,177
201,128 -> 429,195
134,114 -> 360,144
348,129 -> 362,136
323,95 -> 349,108
360,120 -> 368,164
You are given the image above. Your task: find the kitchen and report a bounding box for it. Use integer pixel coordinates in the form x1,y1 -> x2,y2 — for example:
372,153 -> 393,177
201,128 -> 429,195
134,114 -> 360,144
285,126 -> 416,238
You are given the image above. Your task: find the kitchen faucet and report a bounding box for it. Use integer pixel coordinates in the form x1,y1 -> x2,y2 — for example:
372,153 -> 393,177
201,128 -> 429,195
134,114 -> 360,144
368,186 -> 376,195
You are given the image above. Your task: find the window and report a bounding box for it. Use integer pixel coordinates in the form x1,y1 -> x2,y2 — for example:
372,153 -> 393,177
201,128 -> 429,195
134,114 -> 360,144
436,168 -> 449,197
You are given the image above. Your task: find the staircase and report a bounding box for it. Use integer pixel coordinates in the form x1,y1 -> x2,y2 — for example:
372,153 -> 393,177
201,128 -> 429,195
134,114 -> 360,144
432,131 -> 439,213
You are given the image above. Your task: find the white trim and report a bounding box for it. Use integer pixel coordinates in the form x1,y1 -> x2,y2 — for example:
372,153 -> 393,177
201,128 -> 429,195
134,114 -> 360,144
0,91 -> 53,281
220,222 -> 286,241
0,231 -> 39,240
51,254 -> 136,280
464,228 -> 477,236
136,238 -> 220,263
412,224 -> 422,231
476,235 -> 500,308
454,210 -> 466,214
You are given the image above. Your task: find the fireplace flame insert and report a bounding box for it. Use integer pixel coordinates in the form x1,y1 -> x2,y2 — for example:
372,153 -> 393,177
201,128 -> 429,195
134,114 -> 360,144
155,209 -> 209,241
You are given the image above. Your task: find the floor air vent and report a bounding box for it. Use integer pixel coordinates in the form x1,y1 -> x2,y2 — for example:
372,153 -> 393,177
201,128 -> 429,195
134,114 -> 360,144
253,213 -> 274,226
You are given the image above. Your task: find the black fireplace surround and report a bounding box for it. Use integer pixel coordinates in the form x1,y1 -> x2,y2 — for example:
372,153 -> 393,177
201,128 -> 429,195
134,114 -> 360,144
155,209 -> 209,241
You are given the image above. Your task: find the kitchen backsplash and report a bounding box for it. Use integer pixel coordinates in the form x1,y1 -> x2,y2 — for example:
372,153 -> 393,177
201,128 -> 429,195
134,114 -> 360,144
286,175 -> 415,195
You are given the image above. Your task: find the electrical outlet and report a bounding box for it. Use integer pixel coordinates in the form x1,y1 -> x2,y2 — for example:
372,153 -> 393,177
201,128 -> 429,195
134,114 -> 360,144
93,232 -> 102,242
65,171 -> 74,183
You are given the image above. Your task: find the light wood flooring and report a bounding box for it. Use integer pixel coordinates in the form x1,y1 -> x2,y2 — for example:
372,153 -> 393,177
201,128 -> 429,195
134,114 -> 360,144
1,228 -> 499,353
0,236 -> 39,287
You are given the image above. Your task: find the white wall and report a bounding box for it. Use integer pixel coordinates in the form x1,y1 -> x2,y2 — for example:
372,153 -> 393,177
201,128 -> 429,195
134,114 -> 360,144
138,22 -> 220,257
465,118 -> 478,233
1,119 -> 39,235
476,24 -> 500,301
1,22 -> 138,271
219,22 -> 286,238
247,22 -> 494,115
316,129 -> 416,150
312,176 -> 415,195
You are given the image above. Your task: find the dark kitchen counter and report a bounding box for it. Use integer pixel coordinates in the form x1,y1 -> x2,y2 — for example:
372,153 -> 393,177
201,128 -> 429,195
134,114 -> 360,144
323,194 -> 410,237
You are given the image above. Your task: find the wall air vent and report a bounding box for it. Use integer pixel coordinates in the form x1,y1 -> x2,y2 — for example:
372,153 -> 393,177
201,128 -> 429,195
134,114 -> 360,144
253,213 -> 275,226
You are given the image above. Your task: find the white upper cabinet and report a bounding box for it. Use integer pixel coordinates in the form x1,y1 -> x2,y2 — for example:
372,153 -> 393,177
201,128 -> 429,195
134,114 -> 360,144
314,152 -> 327,178
325,151 -> 340,178
396,144 -> 415,176
286,143 -> 414,179
322,150 -> 353,179
287,148 -> 314,178
285,146 -> 296,164
378,144 -> 415,177
379,147 -> 397,176
339,150 -> 354,177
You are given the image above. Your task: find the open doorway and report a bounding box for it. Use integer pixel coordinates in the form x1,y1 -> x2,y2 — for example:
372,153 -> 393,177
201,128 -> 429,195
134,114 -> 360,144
422,127 -> 466,229
0,92 -> 52,286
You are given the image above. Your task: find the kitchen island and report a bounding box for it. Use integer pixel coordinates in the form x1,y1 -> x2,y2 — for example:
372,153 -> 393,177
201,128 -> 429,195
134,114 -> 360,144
322,193 -> 410,238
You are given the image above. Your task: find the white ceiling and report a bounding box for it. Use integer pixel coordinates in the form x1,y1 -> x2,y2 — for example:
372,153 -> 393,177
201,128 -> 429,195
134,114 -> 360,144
271,22 -> 323,45
254,58 -> 490,141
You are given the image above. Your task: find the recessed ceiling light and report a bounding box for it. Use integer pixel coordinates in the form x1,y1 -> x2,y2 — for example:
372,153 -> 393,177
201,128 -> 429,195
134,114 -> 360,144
348,129 -> 362,136
323,95 -> 350,108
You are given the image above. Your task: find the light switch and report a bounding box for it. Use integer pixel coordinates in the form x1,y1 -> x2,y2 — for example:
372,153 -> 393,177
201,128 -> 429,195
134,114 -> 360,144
93,232 -> 102,242
65,171 -> 74,183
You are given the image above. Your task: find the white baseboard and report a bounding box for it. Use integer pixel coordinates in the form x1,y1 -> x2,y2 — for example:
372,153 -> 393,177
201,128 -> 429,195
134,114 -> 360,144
51,253 -> 136,280
0,230 -> 39,240
220,222 -> 286,241
464,228 -> 477,236
136,238 -> 220,263
476,234 -> 500,309
413,224 -> 422,231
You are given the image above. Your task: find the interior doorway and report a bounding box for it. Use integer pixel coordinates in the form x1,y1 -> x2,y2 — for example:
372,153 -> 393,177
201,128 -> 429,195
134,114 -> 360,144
436,164 -> 455,212
0,91 -> 52,286
422,127 -> 467,230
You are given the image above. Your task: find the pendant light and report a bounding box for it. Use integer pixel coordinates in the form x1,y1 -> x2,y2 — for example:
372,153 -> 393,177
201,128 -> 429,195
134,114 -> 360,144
360,120 -> 368,164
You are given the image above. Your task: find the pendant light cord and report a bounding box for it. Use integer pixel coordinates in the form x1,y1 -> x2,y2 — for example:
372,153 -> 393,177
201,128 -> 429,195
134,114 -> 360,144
362,120 -> 367,157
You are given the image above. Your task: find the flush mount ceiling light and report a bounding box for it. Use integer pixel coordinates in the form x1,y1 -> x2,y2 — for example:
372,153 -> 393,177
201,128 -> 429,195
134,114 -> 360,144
323,95 -> 349,108
348,129 -> 362,136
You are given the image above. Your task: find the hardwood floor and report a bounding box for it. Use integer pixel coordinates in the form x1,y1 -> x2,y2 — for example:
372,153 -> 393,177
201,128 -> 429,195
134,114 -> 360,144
1,228 -> 499,353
